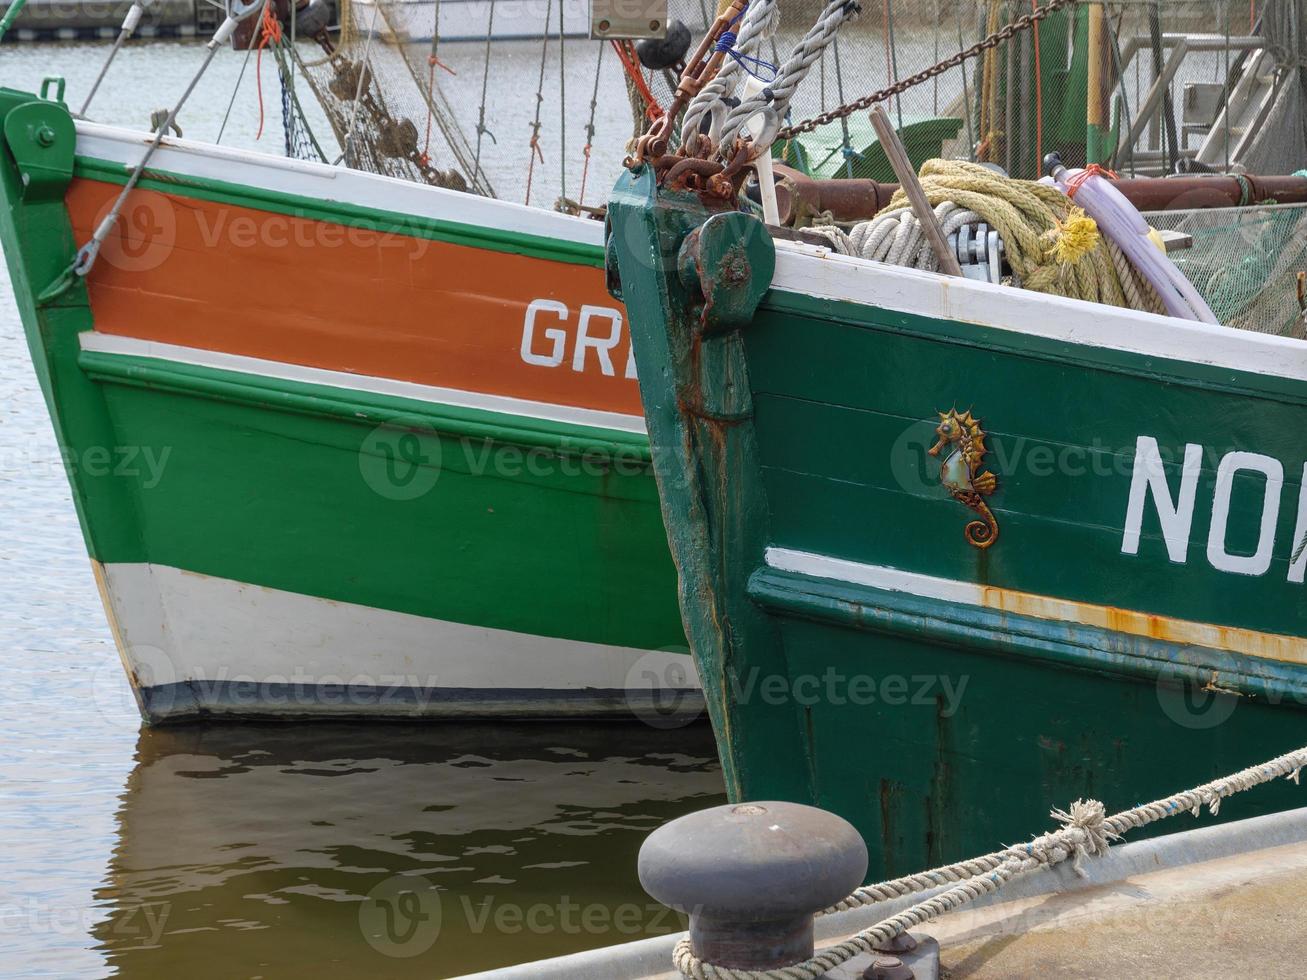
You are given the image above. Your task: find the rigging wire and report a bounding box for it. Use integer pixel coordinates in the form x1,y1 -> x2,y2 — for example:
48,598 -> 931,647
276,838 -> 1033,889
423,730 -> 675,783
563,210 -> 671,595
578,41 -> 604,207
472,0 -> 497,188
421,0 -> 456,167
559,0 -> 567,203
216,21 -> 258,144
525,0 -> 554,206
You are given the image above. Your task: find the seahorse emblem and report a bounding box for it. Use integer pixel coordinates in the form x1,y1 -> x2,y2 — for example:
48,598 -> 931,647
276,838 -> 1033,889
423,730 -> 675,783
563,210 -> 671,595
928,408 -> 999,549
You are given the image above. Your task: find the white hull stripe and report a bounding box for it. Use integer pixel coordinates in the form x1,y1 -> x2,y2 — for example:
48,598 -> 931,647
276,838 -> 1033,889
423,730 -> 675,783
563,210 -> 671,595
769,241 -> 1307,384
74,122 -> 605,250
764,546 -> 1307,665
73,123 -> 1305,383
96,562 -> 697,693
79,332 -> 648,436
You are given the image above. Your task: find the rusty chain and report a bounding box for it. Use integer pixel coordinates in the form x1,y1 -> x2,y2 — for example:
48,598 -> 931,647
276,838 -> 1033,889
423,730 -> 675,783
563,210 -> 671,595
775,0 -> 1079,142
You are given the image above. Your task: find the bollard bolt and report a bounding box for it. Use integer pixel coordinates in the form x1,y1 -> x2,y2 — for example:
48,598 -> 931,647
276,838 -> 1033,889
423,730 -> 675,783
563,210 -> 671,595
639,801 -> 868,970
864,956 -> 916,980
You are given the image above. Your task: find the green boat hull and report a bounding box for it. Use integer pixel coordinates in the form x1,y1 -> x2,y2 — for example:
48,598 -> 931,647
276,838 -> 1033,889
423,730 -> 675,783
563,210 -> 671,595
607,166 -> 1307,876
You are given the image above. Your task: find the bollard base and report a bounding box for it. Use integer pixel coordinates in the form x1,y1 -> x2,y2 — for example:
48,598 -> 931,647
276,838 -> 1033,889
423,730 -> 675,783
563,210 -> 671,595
689,913 -> 813,970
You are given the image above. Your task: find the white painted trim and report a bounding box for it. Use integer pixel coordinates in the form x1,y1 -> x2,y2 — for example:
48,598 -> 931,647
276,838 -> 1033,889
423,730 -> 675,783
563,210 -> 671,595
764,546 -> 1307,664
72,122 -> 605,250
73,120 -> 1307,384
769,241 -> 1307,384
79,332 -> 647,435
98,562 -> 698,696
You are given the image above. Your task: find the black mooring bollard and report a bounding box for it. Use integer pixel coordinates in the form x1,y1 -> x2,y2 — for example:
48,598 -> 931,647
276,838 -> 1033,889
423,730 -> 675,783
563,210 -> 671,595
639,801 -> 868,971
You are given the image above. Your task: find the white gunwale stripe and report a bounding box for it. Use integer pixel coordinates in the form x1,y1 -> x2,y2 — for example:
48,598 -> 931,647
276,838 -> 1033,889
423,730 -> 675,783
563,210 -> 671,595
72,120 -> 1307,384
764,546 -> 1306,665
79,332 -> 647,436
73,122 -> 606,251
769,241 -> 1307,385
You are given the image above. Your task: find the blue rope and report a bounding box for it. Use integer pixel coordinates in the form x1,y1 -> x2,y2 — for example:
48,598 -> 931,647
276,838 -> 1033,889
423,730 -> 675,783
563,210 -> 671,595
713,17 -> 778,83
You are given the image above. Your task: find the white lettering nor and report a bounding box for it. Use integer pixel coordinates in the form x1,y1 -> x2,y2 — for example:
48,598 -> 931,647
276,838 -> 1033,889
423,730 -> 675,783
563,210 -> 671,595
1121,437 -> 1202,564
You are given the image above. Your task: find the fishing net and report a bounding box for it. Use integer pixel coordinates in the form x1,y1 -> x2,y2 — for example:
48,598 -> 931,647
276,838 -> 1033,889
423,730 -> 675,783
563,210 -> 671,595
768,0 -> 1307,183
282,0 -> 1305,207
1149,202 -> 1307,336
294,0 -> 489,193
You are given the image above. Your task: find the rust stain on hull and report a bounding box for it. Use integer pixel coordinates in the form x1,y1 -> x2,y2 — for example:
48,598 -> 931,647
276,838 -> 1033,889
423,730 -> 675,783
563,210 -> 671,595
977,582 -> 1306,665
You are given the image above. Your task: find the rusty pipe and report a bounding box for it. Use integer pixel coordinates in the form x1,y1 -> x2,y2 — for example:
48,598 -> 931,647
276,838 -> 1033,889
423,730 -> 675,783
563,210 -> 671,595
762,166 -> 1307,225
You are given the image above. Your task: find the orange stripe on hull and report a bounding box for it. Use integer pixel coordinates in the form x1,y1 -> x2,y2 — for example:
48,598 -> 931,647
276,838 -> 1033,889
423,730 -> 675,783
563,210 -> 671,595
66,179 -> 642,416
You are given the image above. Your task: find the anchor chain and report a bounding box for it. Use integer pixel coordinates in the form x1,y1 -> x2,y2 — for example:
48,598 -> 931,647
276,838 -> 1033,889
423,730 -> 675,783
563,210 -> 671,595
775,0 -> 1079,141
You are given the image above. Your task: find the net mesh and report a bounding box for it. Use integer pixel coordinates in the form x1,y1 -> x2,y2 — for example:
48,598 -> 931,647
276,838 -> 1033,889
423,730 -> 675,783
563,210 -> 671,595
1150,202 -> 1307,336
296,0 -> 487,192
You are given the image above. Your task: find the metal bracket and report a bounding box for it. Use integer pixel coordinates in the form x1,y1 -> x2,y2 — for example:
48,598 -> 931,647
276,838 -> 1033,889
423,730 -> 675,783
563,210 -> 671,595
950,222 -> 1004,285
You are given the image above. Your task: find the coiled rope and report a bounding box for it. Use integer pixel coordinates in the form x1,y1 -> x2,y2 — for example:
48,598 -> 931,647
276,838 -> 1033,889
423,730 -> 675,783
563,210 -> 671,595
673,741 -> 1307,979
812,160 -> 1164,313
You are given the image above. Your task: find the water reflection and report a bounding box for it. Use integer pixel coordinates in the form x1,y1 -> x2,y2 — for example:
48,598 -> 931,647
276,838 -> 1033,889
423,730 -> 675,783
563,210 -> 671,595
94,722 -> 723,978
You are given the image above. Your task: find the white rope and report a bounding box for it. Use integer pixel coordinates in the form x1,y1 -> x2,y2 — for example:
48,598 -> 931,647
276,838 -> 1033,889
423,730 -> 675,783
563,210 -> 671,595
715,0 -> 860,160
680,0 -> 779,145
673,742 -> 1307,979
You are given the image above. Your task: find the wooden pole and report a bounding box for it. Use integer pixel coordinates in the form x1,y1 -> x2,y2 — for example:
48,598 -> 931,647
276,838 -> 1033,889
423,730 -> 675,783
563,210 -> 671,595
868,105 -> 962,278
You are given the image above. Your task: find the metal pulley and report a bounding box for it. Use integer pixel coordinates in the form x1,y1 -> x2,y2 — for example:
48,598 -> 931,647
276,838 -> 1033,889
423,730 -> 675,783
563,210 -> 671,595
950,222 -> 1005,285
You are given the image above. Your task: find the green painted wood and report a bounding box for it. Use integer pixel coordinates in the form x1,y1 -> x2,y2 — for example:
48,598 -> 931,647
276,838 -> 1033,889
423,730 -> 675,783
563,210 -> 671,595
0,89 -> 145,562
785,116 -> 964,182
608,149 -> 1307,879
0,90 -> 682,657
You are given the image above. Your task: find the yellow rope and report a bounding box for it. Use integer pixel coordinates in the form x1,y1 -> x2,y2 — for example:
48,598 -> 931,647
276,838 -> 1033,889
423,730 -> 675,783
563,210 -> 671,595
882,159 -> 1137,307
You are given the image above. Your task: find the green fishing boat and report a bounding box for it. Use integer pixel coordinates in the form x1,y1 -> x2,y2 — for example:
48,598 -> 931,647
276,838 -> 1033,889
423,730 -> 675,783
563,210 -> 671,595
607,0 -> 1307,876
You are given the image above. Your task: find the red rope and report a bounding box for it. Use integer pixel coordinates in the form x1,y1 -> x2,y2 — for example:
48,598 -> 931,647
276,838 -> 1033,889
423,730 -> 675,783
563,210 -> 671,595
611,40 -> 663,121
254,2 -> 283,141
525,133 -> 545,206
1066,163 -> 1118,198
419,54 -> 457,167
578,143 -> 592,206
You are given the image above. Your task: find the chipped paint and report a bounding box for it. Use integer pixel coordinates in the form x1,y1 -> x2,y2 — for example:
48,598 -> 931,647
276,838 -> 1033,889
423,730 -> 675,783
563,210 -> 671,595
768,548 -> 1307,666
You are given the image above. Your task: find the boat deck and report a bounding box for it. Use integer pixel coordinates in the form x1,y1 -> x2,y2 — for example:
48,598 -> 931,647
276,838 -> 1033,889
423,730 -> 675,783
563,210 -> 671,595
933,833 -> 1307,978
451,807 -> 1307,980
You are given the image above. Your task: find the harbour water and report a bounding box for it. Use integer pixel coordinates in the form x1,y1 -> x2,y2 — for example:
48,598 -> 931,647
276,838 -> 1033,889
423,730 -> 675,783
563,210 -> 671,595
0,40 -> 725,978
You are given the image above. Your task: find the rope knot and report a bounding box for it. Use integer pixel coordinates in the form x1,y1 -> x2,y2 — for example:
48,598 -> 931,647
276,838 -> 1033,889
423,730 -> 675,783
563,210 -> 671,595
1065,163 -> 1118,199
1047,798 -> 1112,875
1044,206 -> 1100,267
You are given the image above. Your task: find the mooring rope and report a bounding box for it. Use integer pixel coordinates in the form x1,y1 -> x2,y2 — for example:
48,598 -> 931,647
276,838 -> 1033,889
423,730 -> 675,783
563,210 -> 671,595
673,742 -> 1307,979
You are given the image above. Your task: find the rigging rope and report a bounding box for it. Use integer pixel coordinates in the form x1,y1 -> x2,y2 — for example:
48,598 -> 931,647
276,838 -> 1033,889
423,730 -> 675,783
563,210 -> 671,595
673,741 -> 1307,979
682,0 -> 778,144
713,0 -> 861,160
578,41 -> 604,207
524,0 -> 553,206
472,0 -> 497,187
420,0 -> 456,168
254,0 -> 283,140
